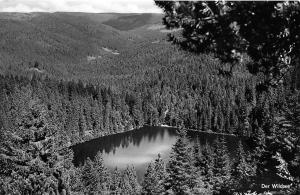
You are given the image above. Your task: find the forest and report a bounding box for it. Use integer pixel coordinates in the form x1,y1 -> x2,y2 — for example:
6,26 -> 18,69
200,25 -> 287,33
0,1 -> 300,195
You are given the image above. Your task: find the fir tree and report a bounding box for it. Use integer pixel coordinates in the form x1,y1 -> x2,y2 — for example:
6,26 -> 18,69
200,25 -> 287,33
212,136 -> 231,194
231,141 -> 256,192
253,123 -> 266,161
69,166 -> 83,193
192,139 -> 213,195
94,152 -> 111,193
81,157 -> 97,194
121,166 -> 141,195
142,154 -> 166,194
142,162 -> 156,194
164,129 -> 196,194
196,141 -> 214,192
153,154 -> 166,194
193,138 -> 202,170
111,167 -> 122,194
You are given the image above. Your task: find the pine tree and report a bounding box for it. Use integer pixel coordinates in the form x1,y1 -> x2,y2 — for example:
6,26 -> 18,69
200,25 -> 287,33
253,122 -> 266,161
81,157 -> 97,194
155,1 -> 300,87
212,136 -> 231,194
192,139 -> 213,195
121,172 -> 133,195
142,162 -> 156,194
111,167 -> 122,194
121,166 -> 141,195
69,166 -> 83,193
142,154 -> 166,194
193,138 -> 202,171
94,152 -> 111,193
153,154 -> 166,194
231,141 -> 256,192
164,129 -> 196,194
196,141 -> 214,192
78,108 -> 87,139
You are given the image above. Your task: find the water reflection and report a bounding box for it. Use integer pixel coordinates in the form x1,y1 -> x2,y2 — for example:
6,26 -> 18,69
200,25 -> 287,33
72,126 -> 240,179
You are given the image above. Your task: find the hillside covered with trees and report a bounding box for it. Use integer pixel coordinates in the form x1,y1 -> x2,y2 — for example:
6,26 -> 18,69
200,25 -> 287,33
0,1 -> 300,194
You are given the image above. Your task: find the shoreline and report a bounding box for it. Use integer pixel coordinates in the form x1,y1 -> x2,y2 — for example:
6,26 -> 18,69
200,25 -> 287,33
71,125 -> 143,147
144,124 -> 237,137
72,124 -> 237,147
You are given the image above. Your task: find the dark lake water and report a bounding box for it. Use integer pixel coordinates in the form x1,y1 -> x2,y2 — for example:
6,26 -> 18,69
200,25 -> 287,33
72,126 -> 241,180
72,126 -> 293,193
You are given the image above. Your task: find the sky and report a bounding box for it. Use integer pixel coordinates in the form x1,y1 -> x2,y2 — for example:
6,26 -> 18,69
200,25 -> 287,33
0,0 -> 162,13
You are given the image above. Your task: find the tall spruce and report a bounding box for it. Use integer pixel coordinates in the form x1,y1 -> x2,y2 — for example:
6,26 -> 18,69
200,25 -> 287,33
153,154 -> 166,194
199,142 -> 214,188
142,154 -> 166,194
94,152 -> 111,193
192,139 -> 213,195
212,136 -> 231,194
81,157 -> 97,194
111,167 -> 122,194
231,141 -> 256,192
164,129 -> 196,194
142,162 -> 156,194
121,166 -> 141,195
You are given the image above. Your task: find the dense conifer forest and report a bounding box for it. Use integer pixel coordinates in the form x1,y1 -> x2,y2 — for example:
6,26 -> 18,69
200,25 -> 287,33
0,1 -> 300,195
1,51 -> 290,144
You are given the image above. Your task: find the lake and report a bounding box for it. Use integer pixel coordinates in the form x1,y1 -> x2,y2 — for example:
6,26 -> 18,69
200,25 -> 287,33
72,126 -> 240,180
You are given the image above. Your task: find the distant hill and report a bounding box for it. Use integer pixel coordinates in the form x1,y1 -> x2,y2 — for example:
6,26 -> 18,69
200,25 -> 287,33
0,12 -> 130,65
0,12 -> 170,86
103,13 -> 162,31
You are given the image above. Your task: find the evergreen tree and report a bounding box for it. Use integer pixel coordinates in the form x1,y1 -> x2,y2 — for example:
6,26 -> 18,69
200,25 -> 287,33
0,87 -> 71,194
155,1 -> 300,87
195,141 -> 214,192
94,152 -> 111,193
111,167 -> 122,194
69,166 -> 83,193
142,154 -> 166,194
258,92 -> 300,193
153,154 -> 166,194
192,139 -> 213,195
231,141 -> 256,192
252,122 -> 266,162
212,136 -> 231,194
121,166 -> 141,195
193,138 -> 202,171
81,157 -> 97,194
164,129 -> 196,194
142,162 -> 156,194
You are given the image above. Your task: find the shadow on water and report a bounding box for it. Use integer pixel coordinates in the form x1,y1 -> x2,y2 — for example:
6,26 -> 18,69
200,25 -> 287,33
72,126 -> 293,192
72,126 -> 242,180
72,126 -> 176,166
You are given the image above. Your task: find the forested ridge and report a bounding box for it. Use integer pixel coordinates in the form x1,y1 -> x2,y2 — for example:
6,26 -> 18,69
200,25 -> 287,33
0,51 -> 298,193
1,50 -> 281,145
0,2 -> 300,194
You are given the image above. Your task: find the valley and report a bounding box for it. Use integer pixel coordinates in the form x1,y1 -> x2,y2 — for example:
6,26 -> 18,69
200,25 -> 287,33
0,12 -> 167,86
0,7 -> 299,195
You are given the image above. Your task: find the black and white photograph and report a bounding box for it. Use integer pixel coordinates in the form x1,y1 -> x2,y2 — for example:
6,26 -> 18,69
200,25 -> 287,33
0,1 -> 299,194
